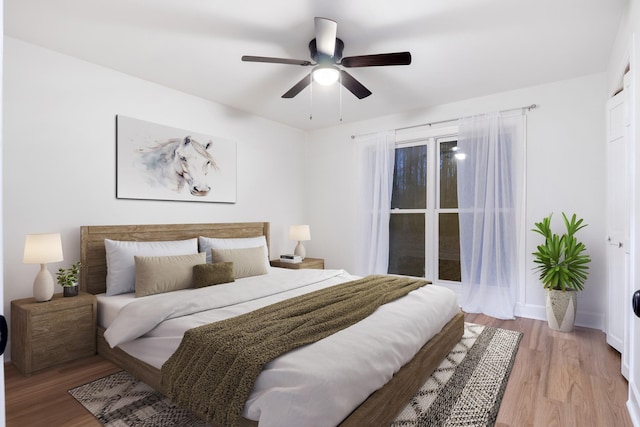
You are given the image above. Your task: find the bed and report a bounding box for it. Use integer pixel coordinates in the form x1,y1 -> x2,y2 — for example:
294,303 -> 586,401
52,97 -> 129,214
80,222 -> 464,427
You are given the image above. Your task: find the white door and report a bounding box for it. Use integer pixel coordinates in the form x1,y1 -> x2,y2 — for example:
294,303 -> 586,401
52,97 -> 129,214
626,38 -> 640,426
623,71 -> 633,380
606,89 -> 630,369
632,294 -> 640,425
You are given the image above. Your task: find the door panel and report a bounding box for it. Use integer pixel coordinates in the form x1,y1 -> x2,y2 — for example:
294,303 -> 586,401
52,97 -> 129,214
606,90 -> 628,360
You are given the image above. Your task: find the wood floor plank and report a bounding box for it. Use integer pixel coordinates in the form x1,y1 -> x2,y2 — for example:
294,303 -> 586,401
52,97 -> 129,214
4,315 -> 633,426
5,355 -> 119,427
589,372 -> 632,426
463,314 -> 633,427
495,346 -> 540,425
534,398 -> 575,427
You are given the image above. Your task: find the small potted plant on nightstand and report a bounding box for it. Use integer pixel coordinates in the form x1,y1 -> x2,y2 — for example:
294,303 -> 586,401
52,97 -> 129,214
532,213 -> 590,332
56,261 -> 82,297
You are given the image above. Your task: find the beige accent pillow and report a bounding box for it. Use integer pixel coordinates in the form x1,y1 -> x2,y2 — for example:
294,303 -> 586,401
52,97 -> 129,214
105,238 -> 198,296
210,247 -> 269,279
134,253 -> 206,297
198,235 -> 270,267
193,262 -> 235,288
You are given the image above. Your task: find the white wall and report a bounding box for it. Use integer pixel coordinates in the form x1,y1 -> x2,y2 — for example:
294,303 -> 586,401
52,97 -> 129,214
0,0 -> 7,423
2,35 -> 612,363
2,37 -> 309,360
307,73 -> 608,329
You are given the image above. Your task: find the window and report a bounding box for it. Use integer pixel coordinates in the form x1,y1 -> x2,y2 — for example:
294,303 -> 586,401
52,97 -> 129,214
389,145 -> 427,277
388,127 -> 461,283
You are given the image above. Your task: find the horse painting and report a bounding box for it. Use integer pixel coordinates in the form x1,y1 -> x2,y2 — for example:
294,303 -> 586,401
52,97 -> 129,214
136,136 -> 219,196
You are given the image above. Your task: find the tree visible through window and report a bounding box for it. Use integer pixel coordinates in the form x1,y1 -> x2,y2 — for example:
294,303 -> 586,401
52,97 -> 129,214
388,136 -> 461,282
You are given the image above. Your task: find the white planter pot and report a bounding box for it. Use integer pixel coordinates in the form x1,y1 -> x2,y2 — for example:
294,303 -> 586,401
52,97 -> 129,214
545,289 -> 577,332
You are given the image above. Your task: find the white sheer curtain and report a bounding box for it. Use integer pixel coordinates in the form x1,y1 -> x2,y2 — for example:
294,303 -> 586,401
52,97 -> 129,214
357,131 -> 396,275
456,112 -> 525,319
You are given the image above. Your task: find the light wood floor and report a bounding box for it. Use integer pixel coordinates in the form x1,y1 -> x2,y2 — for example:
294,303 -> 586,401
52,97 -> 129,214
4,314 -> 633,427
464,314 -> 632,427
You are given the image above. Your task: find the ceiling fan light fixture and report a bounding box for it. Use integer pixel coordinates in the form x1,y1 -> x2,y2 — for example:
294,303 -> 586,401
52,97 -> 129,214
312,65 -> 339,86
245,18 -> 411,100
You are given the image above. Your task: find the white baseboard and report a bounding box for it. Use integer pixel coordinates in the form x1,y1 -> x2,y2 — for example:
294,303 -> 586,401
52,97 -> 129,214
575,310 -> 605,330
515,303 -> 546,321
516,302 -> 604,330
439,284 -> 605,329
628,381 -> 640,427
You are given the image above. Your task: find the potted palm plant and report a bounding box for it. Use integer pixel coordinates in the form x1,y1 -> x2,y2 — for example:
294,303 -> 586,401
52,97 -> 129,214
532,213 -> 590,332
56,261 -> 82,297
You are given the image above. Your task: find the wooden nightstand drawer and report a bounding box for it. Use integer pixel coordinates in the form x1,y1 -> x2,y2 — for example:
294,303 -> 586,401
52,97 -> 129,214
270,257 -> 325,269
32,323 -> 95,371
11,292 -> 97,375
32,305 -> 93,337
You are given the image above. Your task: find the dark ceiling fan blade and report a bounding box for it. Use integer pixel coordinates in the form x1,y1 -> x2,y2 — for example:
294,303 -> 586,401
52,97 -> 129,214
282,73 -> 312,98
341,52 -> 412,67
339,70 -> 372,99
242,55 -> 312,66
314,17 -> 337,57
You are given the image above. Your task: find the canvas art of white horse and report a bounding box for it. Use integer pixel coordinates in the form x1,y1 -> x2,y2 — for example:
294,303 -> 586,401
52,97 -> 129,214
136,136 -> 219,196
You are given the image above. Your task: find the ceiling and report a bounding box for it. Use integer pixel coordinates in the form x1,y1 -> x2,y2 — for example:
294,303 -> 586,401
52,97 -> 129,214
5,0 -> 628,131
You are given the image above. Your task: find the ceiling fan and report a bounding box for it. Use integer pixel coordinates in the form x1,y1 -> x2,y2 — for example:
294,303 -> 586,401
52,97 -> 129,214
241,17 -> 412,99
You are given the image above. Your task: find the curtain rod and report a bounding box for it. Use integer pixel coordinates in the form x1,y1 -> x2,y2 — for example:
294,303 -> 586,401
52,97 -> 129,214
350,103 -> 537,139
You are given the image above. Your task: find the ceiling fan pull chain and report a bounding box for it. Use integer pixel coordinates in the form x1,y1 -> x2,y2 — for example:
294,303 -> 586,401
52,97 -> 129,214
309,74 -> 313,120
339,73 -> 343,122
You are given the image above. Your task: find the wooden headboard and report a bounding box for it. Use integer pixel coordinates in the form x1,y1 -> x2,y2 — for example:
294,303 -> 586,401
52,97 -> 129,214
80,222 -> 270,295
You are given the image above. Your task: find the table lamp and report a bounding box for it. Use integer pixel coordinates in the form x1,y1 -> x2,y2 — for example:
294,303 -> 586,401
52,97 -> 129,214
289,225 -> 311,260
23,233 -> 64,302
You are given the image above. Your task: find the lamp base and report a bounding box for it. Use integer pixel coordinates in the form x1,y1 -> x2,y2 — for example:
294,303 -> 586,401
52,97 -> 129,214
294,241 -> 306,260
33,264 -> 54,302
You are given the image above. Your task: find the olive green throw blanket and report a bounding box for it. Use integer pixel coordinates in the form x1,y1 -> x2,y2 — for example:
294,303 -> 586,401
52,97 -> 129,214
160,274 -> 430,427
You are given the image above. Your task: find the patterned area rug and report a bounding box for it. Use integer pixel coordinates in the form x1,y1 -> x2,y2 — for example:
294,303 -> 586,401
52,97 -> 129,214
69,323 -> 521,427
391,323 -> 522,426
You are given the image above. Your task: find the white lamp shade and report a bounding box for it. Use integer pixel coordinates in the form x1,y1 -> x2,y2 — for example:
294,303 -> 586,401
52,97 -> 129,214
23,233 -> 64,264
23,233 -> 63,302
289,225 -> 311,242
312,66 -> 339,86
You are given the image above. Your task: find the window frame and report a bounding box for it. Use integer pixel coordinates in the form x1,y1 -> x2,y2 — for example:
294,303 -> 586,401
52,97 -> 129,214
391,125 -> 460,286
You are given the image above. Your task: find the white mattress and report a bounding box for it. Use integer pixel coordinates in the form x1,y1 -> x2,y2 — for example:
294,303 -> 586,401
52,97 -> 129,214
97,292 -> 134,329
99,268 -> 460,427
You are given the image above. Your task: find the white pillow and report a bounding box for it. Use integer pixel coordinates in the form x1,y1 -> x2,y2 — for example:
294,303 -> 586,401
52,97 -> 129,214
198,235 -> 270,269
105,238 -> 198,296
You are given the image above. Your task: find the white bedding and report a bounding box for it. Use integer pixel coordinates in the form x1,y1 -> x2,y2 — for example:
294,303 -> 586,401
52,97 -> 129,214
97,292 -> 134,328
100,268 -> 460,427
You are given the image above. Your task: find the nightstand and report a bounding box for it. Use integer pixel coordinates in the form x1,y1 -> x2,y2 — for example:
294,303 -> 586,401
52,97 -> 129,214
11,292 -> 97,375
270,257 -> 325,269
